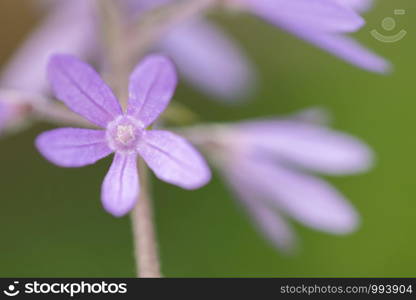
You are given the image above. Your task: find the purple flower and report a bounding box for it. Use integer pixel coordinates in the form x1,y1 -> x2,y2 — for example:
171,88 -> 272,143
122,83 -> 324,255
185,113 -> 372,251
131,0 -> 389,75
128,0 -> 389,94
158,18 -> 255,100
127,0 -> 389,95
0,0 -> 253,102
0,0 -> 95,93
35,54 -> 211,217
238,0 -> 390,72
337,0 -> 373,12
2,0 -> 388,103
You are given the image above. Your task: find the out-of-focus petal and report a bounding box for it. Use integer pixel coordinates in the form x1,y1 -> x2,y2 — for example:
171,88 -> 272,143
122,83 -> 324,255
337,0 -> 373,12
127,55 -> 177,127
237,160 -> 359,234
102,152 -> 139,217
0,0 -> 95,93
296,30 -> 391,73
244,201 -> 296,252
289,107 -> 331,126
159,19 -> 255,101
245,0 -> 365,33
225,165 -> 296,251
244,0 -> 389,73
237,120 -> 373,175
35,128 -> 112,167
48,55 -> 122,128
138,130 -> 211,189
119,0 -> 172,16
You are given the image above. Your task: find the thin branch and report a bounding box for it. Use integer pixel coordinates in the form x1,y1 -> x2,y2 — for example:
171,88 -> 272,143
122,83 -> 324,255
127,0 -> 220,60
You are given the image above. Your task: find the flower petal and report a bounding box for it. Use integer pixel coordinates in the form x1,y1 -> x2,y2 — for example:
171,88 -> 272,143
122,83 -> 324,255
238,120 -> 373,175
35,128 -> 112,167
127,55 -> 177,127
119,0 -> 172,16
244,0 -> 389,72
244,202 -> 296,252
159,19 -> 255,101
0,0 -> 95,93
245,0 -> 365,33
296,31 -> 391,73
337,0 -> 373,12
48,54 -> 122,128
138,130 -> 211,189
102,153 -> 139,217
225,166 -> 296,252
238,160 -> 359,234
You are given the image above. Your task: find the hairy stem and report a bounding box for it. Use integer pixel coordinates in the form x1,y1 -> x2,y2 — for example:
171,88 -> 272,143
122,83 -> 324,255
131,161 -> 161,278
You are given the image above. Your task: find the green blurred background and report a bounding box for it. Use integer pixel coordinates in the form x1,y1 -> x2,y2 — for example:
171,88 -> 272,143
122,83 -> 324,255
0,0 -> 415,277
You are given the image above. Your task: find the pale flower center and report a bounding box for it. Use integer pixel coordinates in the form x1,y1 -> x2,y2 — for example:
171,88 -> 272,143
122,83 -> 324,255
116,124 -> 135,145
106,115 -> 143,153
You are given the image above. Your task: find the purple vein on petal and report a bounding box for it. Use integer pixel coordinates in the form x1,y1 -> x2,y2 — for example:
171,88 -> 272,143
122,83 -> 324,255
53,63 -> 115,122
127,55 -> 177,126
142,140 -> 199,174
117,154 -> 129,207
135,66 -> 163,121
35,128 -> 113,167
137,130 -> 211,189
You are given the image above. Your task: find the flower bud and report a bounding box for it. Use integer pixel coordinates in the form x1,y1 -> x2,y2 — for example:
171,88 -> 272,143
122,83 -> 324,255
0,89 -> 47,135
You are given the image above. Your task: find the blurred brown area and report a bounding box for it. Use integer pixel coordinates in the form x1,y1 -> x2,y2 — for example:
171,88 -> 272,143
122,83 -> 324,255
0,1 -> 38,65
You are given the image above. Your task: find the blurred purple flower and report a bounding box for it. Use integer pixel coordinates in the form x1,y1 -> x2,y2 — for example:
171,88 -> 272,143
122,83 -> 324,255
0,0 -> 253,101
36,54 -> 211,217
121,0 -> 255,100
185,113 -> 373,251
238,0 -> 389,72
0,90 -> 46,135
0,0 -> 95,93
128,0 -> 389,95
337,0 -> 373,12
1,0 -> 388,103
158,18 -> 255,100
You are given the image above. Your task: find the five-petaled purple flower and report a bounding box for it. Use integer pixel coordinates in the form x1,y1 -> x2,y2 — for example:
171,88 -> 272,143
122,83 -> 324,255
184,112 -> 372,251
35,54 -> 211,217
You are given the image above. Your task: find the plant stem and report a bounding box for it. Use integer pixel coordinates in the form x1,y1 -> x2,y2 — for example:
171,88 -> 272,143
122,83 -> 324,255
98,0 -> 219,278
128,0 -> 220,60
99,0 -> 162,278
131,161 -> 161,278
